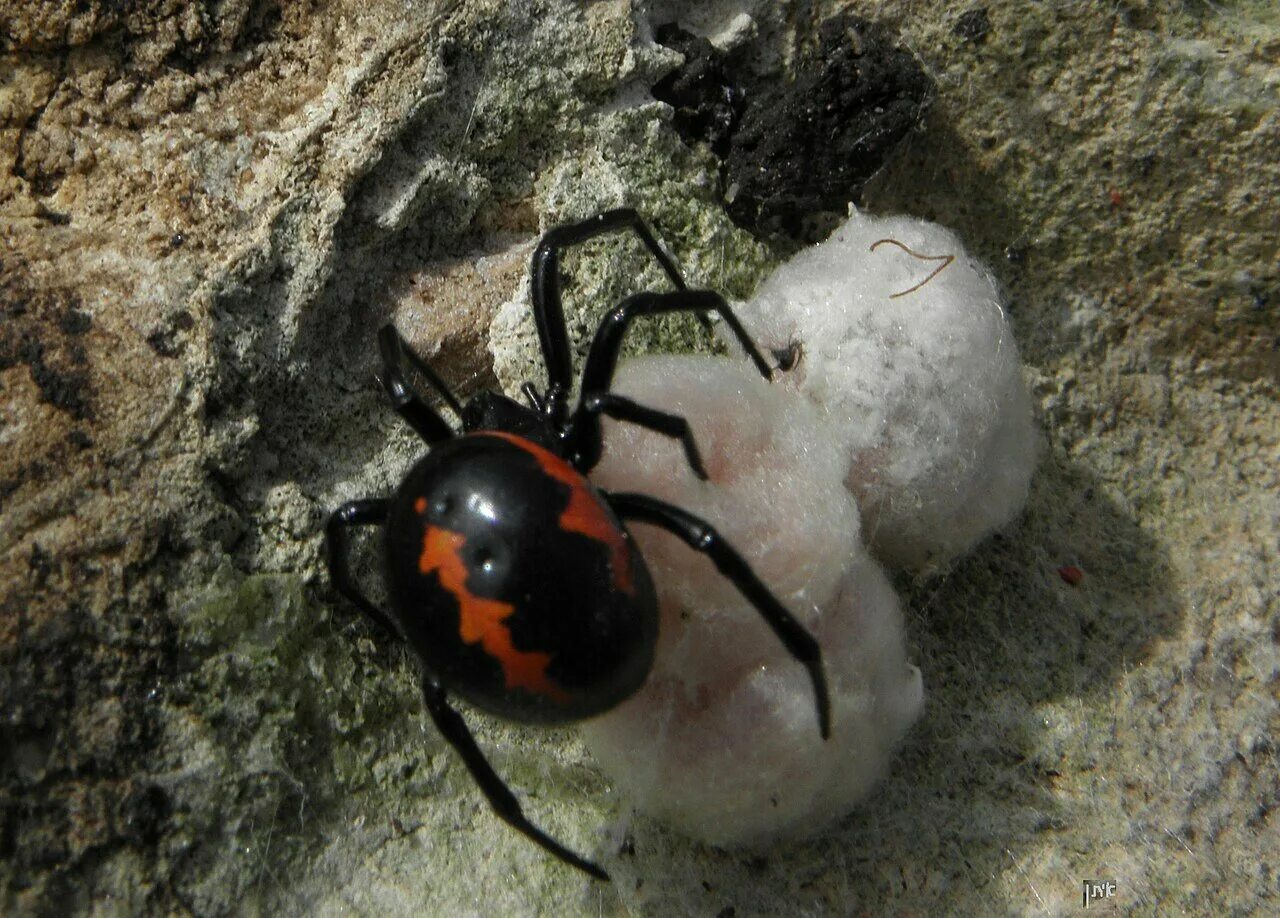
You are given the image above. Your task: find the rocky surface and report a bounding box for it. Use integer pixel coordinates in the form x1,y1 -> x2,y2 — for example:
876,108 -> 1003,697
2,0 -> 1277,914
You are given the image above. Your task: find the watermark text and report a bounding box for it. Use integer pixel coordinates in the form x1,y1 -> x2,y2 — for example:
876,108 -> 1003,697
1082,880 -> 1117,908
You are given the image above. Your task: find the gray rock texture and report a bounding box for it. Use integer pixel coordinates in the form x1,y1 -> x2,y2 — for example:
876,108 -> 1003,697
2,0 -> 1276,914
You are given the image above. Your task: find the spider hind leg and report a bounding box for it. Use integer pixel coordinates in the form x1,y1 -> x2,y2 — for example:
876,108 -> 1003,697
420,677 -> 610,881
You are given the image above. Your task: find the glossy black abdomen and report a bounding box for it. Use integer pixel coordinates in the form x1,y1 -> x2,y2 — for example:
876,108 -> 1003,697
384,432 -> 657,723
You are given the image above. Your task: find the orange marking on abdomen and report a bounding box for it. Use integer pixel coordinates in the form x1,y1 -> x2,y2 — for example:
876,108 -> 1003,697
485,432 -> 634,595
419,526 -> 570,702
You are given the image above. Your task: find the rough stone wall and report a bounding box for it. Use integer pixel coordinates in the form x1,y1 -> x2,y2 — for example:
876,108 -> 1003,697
2,0 -> 1276,913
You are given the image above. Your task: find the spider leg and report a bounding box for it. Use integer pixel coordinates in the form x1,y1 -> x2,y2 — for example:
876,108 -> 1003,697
576,392 -> 708,480
581,289 -> 773,394
531,208 -> 688,396
419,676 -> 610,882
326,499 -> 401,640
568,289 -> 773,473
377,324 -> 460,444
520,381 -> 545,412
605,491 -> 832,740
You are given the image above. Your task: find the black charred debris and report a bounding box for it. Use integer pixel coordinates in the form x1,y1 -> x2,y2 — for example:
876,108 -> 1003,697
651,16 -> 934,242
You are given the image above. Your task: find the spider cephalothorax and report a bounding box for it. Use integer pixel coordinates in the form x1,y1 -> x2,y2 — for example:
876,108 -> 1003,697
327,209 -> 830,880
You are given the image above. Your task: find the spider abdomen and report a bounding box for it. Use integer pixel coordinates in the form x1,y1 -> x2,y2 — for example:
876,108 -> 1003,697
384,432 -> 658,723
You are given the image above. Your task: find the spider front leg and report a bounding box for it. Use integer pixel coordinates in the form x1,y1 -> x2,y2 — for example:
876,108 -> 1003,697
419,676 -> 610,882
376,324 -> 461,445
568,289 -> 775,474
605,491 -> 832,740
530,208 -> 688,400
326,498 -> 400,640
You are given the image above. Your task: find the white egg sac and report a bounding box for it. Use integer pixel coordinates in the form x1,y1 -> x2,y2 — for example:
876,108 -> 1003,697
727,210 -> 1038,569
585,355 -> 923,846
578,209 -> 1035,846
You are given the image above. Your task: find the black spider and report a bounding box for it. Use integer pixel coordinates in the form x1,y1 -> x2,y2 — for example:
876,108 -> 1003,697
327,209 -> 830,881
